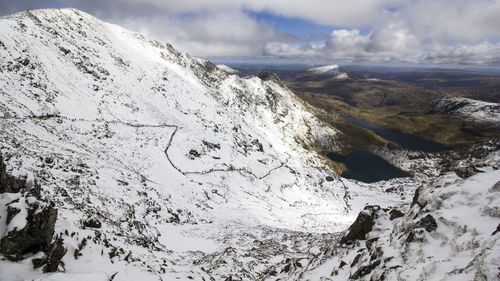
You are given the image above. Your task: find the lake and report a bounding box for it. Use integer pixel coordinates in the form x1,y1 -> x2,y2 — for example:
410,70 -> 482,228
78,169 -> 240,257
341,115 -> 448,152
327,150 -> 411,183
328,115 -> 448,183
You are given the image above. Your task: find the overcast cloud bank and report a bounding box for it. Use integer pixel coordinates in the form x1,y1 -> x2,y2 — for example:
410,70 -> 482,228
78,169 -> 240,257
1,0 -> 500,65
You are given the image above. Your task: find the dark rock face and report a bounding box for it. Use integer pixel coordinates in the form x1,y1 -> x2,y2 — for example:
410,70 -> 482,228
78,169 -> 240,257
0,201 -> 58,260
33,235 -> 67,272
416,214 -> 438,232
492,224 -> 500,235
83,217 -> 102,228
406,214 -> 438,243
411,186 -> 426,208
0,150 -> 66,271
188,149 -> 200,159
42,236 -> 67,272
0,153 -> 26,193
455,165 -> 481,179
389,209 -> 404,220
350,259 -> 381,279
257,70 -> 280,83
340,205 -> 381,244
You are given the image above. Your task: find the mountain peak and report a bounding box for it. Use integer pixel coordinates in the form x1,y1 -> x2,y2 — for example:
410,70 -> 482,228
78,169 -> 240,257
307,64 -> 349,79
0,8 -> 380,279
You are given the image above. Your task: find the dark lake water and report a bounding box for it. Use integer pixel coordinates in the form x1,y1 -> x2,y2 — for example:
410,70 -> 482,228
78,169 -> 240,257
341,115 -> 448,152
327,150 -> 411,183
327,115 -> 448,183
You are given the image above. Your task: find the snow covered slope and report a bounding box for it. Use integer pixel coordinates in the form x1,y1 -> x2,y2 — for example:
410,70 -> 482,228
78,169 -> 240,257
0,8 -> 407,280
431,97 -> 500,126
307,64 -> 349,79
216,64 -> 239,74
303,151 -> 500,281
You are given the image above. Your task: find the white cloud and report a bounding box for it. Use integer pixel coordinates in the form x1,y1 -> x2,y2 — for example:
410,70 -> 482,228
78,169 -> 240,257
325,29 -> 370,53
264,26 -> 500,65
399,0 -> 500,43
118,9 -> 293,57
417,42 -> 500,65
1,0 -> 500,64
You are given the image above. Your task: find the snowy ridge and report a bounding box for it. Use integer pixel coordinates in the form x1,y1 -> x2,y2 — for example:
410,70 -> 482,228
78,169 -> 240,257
216,64 -> 239,74
431,97 -> 500,126
0,8 -> 406,280
307,64 -> 349,79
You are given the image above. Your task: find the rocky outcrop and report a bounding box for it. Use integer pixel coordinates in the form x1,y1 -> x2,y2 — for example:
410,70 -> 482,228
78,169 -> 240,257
83,217 -> 102,228
405,214 -> 438,243
257,70 -> 281,84
0,151 -> 66,272
33,235 -> 67,273
454,164 -> 482,179
0,199 -> 58,260
340,205 -> 381,244
314,155 -> 500,281
0,153 -> 26,193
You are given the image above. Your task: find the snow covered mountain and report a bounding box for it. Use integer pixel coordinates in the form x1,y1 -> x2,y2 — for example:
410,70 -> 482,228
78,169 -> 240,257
431,97 -> 500,127
307,65 -> 349,79
0,8 -> 408,280
1,8 -> 499,281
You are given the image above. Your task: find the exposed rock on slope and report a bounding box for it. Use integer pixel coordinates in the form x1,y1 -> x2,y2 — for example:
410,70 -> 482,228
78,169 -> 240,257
303,152 -> 500,280
0,152 -> 66,272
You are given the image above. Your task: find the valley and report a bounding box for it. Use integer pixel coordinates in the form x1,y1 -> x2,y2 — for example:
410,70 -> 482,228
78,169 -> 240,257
284,66 -> 500,150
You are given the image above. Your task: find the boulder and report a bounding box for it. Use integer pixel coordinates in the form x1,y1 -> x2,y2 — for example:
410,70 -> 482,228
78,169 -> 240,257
405,214 -> 438,243
42,236 -> 67,272
83,217 -> 102,228
411,186 -> 426,208
350,259 -> 381,279
389,209 -> 404,220
416,214 -> 438,232
0,200 -> 58,260
340,205 -> 381,244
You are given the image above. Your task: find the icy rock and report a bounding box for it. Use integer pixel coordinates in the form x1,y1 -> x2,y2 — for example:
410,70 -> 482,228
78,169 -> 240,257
340,205 -> 381,244
415,214 -> 438,232
411,186 -> 426,208
389,209 -> 404,220
83,217 -> 102,228
0,200 -> 58,260
257,70 -> 281,83
405,214 -> 437,243
32,235 -> 67,272
454,164 -> 482,179
42,235 -> 67,272
0,153 -> 26,194
350,259 -> 381,279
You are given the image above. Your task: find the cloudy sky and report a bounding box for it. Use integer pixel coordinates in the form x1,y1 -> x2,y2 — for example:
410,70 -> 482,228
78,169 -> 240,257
1,0 -> 500,65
